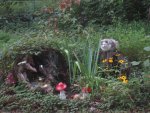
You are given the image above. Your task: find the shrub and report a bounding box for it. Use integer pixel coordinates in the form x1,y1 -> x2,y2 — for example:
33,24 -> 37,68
65,0 -> 149,25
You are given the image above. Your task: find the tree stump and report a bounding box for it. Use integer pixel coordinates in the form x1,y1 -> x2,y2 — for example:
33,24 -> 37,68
13,48 -> 69,93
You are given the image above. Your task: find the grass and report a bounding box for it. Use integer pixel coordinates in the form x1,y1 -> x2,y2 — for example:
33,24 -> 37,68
0,30 -> 20,48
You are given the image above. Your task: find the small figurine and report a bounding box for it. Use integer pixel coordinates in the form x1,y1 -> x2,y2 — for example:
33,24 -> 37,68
99,39 -> 131,79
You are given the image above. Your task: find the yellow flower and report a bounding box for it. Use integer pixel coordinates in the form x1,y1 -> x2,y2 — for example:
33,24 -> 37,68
118,75 -> 128,83
115,53 -> 121,56
102,59 -> 107,63
117,75 -> 127,80
108,58 -> 113,63
123,79 -> 128,83
118,60 -> 125,64
121,75 -> 127,80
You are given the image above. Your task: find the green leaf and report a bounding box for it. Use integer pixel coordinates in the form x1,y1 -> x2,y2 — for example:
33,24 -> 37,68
0,51 -> 2,60
131,61 -> 141,66
144,46 -> 150,51
143,59 -> 150,67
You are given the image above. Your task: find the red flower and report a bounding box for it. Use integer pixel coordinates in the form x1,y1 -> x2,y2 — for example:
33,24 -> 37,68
59,2 -> 66,11
5,72 -> 16,85
82,87 -> 92,93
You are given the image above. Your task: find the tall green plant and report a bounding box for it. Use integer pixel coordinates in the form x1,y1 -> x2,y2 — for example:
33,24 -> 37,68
69,40 -> 101,89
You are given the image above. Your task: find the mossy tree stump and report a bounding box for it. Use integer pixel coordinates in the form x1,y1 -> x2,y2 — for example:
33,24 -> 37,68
13,48 -> 69,93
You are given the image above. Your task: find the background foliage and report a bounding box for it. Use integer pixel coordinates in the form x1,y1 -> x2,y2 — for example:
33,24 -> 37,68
1,0 -> 150,26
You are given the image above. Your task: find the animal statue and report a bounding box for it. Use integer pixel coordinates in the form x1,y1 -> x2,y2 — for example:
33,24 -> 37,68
99,39 -> 131,82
